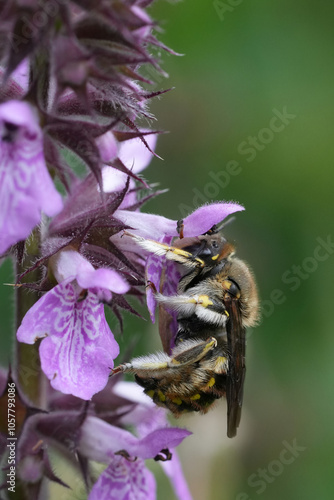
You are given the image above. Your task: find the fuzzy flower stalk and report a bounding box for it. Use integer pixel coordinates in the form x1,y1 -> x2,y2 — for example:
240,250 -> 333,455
0,1 -> 244,498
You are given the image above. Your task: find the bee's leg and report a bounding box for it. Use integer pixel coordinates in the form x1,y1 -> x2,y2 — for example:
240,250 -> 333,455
123,231 -> 205,269
155,293 -> 215,309
176,219 -> 184,239
146,282 -> 228,317
111,351 -> 171,375
153,292 -> 229,328
111,337 -> 217,375
171,337 -> 217,365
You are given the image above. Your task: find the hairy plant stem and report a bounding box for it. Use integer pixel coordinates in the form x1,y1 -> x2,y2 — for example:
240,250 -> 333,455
15,228 -> 49,410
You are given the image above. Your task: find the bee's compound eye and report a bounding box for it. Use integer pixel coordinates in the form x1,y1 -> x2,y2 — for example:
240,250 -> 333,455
222,279 -> 241,298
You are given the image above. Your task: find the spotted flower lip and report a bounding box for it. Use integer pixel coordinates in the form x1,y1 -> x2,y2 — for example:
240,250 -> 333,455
16,282 -> 120,400
0,100 -> 63,254
17,251 -> 129,400
89,458 -> 156,500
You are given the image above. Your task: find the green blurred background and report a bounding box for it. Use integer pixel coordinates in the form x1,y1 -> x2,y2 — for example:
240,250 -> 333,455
1,1 -> 334,499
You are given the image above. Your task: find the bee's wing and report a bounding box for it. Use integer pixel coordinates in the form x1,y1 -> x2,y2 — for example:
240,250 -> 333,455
224,296 -> 246,438
158,259 -> 182,354
158,304 -> 178,354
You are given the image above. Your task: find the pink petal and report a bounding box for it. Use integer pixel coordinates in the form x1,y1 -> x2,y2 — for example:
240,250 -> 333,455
0,192 -> 40,253
182,202 -> 244,237
114,210 -> 176,241
118,132 -> 157,173
89,458 -> 156,500
144,236 -> 176,324
102,167 -> 129,193
77,268 -> 130,294
80,416 -> 191,462
100,131 -> 157,193
12,60 -> 29,92
161,451 -> 193,500
0,100 -> 40,131
115,202 -> 244,242
51,249 -> 92,283
112,382 -> 169,435
96,132 -> 118,162
0,101 -> 63,253
145,255 -> 164,322
112,381 -> 154,407
29,154 -> 63,217
17,283 -> 119,399
51,249 -> 130,294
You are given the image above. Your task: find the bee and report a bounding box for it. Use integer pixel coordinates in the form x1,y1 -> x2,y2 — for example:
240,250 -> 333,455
112,222 -> 259,437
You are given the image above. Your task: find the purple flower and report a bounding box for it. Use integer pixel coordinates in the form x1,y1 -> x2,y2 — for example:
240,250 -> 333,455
98,130 -> 158,196
17,249 -> 129,399
161,451 -> 193,500
115,201 -> 244,240
89,458 -> 156,500
112,381 -> 194,500
0,100 -> 63,254
79,381 -> 192,500
1,1 -> 199,498
80,416 -> 190,461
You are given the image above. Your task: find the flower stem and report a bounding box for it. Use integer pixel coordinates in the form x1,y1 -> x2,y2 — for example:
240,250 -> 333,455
14,228 -> 49,409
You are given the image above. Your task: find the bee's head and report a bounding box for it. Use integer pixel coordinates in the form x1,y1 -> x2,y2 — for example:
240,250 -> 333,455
180,233 -> 235,267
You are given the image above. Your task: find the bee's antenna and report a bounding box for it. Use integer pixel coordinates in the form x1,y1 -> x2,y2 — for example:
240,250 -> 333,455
205,216 -> 236,235
218,216 -> 236,231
